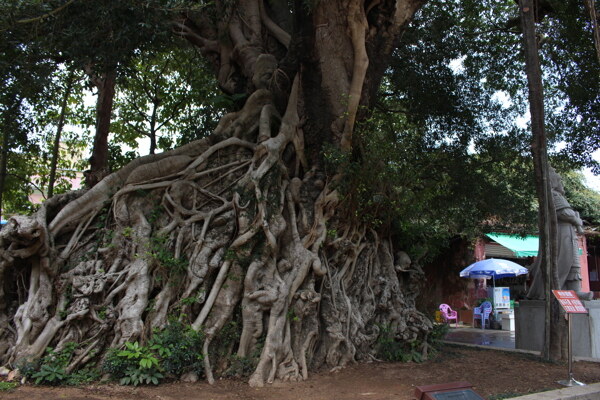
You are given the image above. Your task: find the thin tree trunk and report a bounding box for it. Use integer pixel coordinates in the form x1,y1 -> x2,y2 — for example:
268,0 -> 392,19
519,0 -> 561,361
583,0 -> 600,64
149,101 -> 158,154
87,69 -> 116,188
48,70 -> 76,199
0,97 -> 22,222
0,127 -> 9,222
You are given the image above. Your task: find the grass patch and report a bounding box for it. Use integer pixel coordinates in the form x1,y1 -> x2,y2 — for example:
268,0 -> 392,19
0,381 -> 18,391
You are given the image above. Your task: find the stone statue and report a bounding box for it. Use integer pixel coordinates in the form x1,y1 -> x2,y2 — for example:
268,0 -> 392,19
527,167 -> 592,300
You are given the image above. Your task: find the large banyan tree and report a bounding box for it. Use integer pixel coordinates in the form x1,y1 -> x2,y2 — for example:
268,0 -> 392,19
0,0 -> 434,386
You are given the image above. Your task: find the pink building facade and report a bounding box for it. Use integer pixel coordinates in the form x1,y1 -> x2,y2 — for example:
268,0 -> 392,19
474,234 -> 591,292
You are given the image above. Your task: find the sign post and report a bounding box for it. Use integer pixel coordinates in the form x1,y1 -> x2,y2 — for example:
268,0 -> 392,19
552,290 -> 587,387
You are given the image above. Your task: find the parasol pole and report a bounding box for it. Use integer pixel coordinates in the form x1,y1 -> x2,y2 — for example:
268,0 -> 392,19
492,275 -> 496,319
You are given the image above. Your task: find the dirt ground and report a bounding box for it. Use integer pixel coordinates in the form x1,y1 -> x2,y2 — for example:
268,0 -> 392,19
3,345 -> 600,400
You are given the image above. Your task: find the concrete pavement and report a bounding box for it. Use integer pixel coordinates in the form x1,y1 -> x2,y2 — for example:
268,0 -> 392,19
441,324 -> 600,399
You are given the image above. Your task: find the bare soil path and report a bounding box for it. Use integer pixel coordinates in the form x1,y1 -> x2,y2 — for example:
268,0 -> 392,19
4,346 -> 600,400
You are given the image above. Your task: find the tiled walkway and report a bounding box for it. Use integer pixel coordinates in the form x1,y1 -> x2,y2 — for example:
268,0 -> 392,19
443,325 -> 517,350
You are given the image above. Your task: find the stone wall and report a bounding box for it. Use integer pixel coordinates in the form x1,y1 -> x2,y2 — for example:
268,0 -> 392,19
515,300 -> 600,359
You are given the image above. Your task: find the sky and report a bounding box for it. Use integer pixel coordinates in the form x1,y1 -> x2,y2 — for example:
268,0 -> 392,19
584,165 -> 600,192
128,132 -> 600,191
92,86 -> 600,193
567,149 -> 600,192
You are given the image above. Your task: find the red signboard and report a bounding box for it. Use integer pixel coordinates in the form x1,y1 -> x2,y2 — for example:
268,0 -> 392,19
552,290 -> 588,314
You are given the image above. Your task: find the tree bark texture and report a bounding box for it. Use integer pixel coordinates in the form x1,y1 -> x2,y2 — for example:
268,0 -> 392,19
0,0 -> 430,386
48,70 -> 76,199
87,69 -> 117,188
584,0 -> 600,64
519,0 -> 563,361
0,127 -> 9,222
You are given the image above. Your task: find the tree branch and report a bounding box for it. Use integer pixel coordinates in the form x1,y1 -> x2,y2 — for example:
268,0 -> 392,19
16,0 -> 78,25
259,0 -> 291,48
124,120 -> 148,137
172,21 -> 219,53
155,97 -> 188,132
464,26 -> 521,37
7,173 -> 48,201
126,98 -> 149,121
374,102 -> 412,115
583,0 -> 600,64
341,0 -> 369,152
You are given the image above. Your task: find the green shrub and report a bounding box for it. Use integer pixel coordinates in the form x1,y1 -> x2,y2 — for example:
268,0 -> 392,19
429,323 -> 450,346
17,360 -> 40,381
102,341 -> 163,386
31,364 -> 67,385
376,322 -> 448,363
120,365 -> 164,386
224,329 -> 263,378
65,368 -> 100,385
20,342 -> 98,385
149,320 -> 204,376
225,355 -> 257,377
149,234 -> 188,277
376,325 -> 417,362
102,348 -> 137,379
102,321 -> 205,385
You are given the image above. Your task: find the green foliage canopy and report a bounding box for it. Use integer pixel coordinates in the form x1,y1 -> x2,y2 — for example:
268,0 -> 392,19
1,0 -> 598,254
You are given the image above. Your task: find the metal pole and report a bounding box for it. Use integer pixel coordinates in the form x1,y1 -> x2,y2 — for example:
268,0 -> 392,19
558,313 -> 585,387
568,313 -> 573,380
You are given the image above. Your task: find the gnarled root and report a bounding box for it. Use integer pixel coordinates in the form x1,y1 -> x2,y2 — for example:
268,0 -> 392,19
0,68 -> 430,387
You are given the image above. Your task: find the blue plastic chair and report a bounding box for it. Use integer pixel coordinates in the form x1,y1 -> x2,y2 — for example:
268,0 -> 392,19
473,301 -> 492,330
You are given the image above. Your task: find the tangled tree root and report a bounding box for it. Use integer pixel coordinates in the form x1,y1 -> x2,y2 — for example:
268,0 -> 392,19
0,76 -> 431,388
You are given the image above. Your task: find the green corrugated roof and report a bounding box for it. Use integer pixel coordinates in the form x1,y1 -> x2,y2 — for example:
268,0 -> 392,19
486,233 -> 539,257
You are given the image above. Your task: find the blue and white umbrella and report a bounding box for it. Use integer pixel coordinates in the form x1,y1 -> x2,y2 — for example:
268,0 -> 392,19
460,258 -> 529,280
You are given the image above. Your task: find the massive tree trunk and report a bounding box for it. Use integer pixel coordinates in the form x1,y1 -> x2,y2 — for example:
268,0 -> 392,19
0,0 -> 430,387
